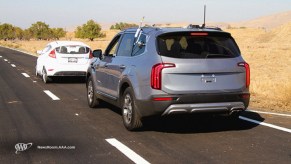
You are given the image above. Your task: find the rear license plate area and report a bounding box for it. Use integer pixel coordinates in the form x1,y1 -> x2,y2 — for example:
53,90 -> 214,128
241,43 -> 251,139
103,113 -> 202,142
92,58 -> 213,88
201,74 -> 216,83
68,58 -> 78,63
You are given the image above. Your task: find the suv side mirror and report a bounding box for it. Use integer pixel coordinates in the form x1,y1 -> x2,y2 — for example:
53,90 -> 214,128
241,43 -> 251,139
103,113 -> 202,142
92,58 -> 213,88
137,41 -> 145,48
93,49 -> 103,59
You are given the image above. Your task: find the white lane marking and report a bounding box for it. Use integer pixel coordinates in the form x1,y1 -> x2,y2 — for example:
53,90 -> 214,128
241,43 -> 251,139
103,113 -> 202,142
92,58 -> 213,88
43,90 -> 60,100
246,110 -> 291,117
11,64 -> 16,67
106,138 -> 150,164
21,73 -> 30,78
239,116 -> 291,134
0,56 -> 2,57
4,59 -> 8,61
33,81 -> 37,83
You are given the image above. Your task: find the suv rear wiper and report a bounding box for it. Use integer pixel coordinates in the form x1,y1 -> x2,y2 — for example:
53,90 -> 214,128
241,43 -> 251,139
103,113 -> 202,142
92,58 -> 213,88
205,53 -> 232,58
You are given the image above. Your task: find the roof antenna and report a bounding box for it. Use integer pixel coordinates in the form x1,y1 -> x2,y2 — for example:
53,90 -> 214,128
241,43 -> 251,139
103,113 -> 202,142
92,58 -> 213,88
202,5 -> 206,28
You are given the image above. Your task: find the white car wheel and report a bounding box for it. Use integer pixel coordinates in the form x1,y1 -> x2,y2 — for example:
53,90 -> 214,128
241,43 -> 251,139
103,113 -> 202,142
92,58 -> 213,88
35,67 -> 38,76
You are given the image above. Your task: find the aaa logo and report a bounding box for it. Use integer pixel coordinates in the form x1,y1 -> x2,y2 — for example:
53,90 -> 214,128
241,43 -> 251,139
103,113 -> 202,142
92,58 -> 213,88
15,143 -> 33,154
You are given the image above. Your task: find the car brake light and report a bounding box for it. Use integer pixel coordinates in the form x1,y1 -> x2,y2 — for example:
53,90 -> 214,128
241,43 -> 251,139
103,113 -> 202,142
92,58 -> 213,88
238,62 -> 250,88
151,63 -> 175,90
190,32 -> 208,36
89,50 -> 93,59
49,49 -> 56,58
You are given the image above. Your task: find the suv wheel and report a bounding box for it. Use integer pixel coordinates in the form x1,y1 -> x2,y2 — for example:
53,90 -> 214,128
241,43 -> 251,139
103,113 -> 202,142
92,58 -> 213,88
122,87 -> 142,131
87,76 -> 99,108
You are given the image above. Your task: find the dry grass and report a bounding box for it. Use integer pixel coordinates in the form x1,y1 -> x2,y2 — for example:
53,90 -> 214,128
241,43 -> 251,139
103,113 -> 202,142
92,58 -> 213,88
1,25 -> 290,112
226,22 -> 291,112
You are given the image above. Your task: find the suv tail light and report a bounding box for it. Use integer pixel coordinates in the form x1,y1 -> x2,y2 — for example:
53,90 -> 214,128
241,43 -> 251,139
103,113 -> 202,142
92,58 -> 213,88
49,49 -> 56,58
238,62 -> 250,88
151,63 -> 175,90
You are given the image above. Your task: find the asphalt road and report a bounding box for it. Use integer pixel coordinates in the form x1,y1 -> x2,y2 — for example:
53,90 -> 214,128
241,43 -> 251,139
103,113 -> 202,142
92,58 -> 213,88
0,46 -> 290,164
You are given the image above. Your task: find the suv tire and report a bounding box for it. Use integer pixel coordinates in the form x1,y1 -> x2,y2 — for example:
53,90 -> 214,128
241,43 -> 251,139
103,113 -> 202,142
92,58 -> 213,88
122,87 -> 142,131
87,76 -> 99,108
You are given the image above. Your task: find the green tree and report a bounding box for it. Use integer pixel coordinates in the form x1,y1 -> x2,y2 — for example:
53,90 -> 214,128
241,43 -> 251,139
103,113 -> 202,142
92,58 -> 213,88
14,27 -> 24,40
22,29 -> 33,40
110,22 -> 138,30
75,20 -> 105,41
28,21 -> 51,40
51,28 -> 66,40
0,23 -> 15,40
0,22 -> 65,41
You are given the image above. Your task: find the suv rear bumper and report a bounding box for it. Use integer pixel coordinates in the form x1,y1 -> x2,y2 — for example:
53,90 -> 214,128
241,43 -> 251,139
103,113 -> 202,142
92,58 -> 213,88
135,92 -> 250,118
162,102 -> 245,116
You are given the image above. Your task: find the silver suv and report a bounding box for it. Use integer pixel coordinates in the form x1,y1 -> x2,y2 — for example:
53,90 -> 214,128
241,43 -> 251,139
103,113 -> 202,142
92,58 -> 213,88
86,26 -> 250,131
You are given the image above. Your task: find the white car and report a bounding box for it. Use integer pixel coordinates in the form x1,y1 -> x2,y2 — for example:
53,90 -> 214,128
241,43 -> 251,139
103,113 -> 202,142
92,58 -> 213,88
36,41 -> 93,83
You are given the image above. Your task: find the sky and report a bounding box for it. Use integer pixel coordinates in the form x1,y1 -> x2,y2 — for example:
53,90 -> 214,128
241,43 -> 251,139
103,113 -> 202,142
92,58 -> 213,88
0,0 -> 290,30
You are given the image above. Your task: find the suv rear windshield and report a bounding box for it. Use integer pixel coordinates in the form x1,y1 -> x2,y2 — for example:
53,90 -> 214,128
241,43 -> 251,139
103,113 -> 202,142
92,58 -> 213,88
157,32 -> 240,58
56,45 -> 90,54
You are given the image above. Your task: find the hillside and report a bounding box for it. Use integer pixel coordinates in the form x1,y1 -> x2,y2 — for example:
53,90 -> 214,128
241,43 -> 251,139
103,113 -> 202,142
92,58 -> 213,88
135,11 -> 291,30
231,10 -> 291,29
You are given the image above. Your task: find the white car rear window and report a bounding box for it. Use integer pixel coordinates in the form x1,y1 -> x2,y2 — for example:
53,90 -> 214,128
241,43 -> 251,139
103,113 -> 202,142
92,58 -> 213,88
56,45 -> 90,54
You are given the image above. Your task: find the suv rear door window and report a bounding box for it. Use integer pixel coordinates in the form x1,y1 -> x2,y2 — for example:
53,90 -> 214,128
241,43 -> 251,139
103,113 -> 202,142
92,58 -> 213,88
132,34 -> 146,56
157,32 -> 240,58
116,33 -> 135,57
115,33 -> 147,57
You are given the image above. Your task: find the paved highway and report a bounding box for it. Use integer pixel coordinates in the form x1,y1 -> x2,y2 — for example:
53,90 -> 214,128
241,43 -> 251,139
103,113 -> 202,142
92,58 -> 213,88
0,47 -> 290,163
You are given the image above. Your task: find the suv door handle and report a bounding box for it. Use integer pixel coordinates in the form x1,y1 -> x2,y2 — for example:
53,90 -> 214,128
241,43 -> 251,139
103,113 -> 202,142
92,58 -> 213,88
119,65 -> 126,69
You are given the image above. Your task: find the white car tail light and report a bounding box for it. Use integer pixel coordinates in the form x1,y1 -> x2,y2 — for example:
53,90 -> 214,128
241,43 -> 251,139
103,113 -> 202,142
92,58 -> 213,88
49,49 -> 56,58
89,50 -> 93,59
